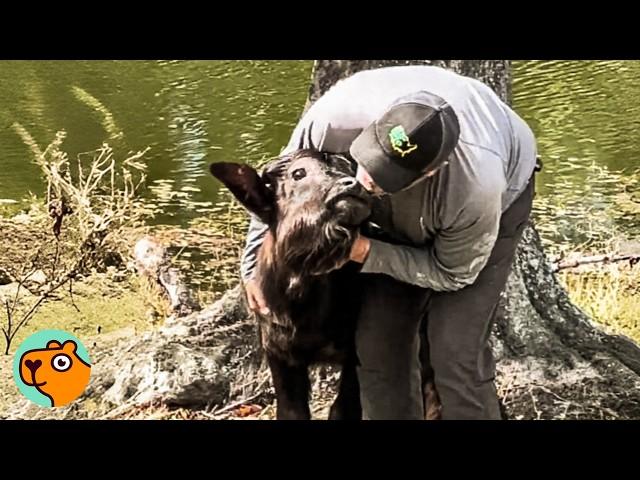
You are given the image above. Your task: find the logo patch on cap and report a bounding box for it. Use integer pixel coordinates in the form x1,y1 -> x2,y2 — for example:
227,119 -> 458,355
388,125 -> 418,157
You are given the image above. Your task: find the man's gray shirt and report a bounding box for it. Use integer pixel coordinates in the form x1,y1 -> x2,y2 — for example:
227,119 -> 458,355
239,65 -> 537,291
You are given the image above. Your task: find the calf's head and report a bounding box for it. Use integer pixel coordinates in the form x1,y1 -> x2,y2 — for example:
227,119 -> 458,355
210,149 -> 372,285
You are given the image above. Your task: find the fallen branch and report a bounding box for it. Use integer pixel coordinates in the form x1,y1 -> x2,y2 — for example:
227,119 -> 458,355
210,390 -> 264,416
134,237 -> 201,318
551,253 -> 640,272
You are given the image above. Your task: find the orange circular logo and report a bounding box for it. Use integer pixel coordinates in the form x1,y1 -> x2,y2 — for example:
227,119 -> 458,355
13,330 -> 91,408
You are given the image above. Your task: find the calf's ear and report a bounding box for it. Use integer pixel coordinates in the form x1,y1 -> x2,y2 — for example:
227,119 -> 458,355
209,162 -> 274,224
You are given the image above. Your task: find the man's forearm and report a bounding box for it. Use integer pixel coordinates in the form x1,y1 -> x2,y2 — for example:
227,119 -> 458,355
240,214 -> 269,281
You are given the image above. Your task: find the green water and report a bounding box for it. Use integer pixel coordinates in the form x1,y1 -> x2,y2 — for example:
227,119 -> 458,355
0,60 -> 311,225
1,60 -> 638,252
513,60 -> 640,250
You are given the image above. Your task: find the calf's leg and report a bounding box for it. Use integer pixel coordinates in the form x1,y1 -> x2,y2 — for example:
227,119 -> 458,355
267,353 -> 312,420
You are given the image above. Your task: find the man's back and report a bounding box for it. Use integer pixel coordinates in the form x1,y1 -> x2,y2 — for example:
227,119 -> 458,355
285,65 -> 536,211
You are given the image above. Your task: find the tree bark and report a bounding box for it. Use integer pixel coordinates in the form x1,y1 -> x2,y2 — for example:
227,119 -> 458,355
12,60 -> 640,420
305,60 -> 512,110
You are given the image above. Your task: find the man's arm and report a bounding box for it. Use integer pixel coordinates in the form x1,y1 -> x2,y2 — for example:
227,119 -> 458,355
240,214 -> 270,281
358,184 -> 503,292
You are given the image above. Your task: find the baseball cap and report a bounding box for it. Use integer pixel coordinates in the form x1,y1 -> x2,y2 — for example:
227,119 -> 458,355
349,91 -> 460,193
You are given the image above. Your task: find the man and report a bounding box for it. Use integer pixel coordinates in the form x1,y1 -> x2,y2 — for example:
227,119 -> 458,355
241,65 -> 538,420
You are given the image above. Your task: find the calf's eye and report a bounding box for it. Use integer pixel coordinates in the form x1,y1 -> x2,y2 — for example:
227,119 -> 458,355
291,168 -> 306,181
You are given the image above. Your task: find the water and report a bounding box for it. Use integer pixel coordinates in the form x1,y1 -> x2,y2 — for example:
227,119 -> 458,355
513,60 -> 640,251
0,60 -> 311,225
1,60 -> 639,255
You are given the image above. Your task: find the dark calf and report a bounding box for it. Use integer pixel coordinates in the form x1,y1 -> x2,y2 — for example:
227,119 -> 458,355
210,149 -> 440,420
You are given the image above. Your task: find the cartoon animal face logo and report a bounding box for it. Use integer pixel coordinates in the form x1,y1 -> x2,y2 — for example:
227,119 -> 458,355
19,339 -> 91,407
388,125 -> 418,157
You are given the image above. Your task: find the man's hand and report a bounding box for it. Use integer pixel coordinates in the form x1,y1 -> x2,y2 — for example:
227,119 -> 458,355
245,235 -> 369,310
349,233 -> 371,264
244,278 -> 271,315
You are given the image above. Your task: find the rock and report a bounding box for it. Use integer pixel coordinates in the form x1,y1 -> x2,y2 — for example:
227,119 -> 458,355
0,267 -> 12,285
10,213 -> 33,225
27,270 -> 48,285
81,285 -> 259,411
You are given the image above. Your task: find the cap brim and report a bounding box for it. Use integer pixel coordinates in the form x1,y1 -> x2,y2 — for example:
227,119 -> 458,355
349,123 -> 419,194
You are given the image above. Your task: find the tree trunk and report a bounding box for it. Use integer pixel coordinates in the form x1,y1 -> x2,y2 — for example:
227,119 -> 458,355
304,60 -> 512,109
12,60 -> 640,420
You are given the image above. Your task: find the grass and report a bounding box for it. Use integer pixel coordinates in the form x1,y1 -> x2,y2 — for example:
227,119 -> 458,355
9,273 -> 151,353
0,270 -> 151,417
535,164 -> 640,342
558,264 -> 640,342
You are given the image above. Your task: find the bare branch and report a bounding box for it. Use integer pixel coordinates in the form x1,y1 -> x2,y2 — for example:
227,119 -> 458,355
69,277 -> 80,313
3,126 -> 149,353
552,253 -> 640,272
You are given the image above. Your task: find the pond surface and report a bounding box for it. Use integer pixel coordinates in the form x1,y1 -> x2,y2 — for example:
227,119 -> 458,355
1,60 -> 638,259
